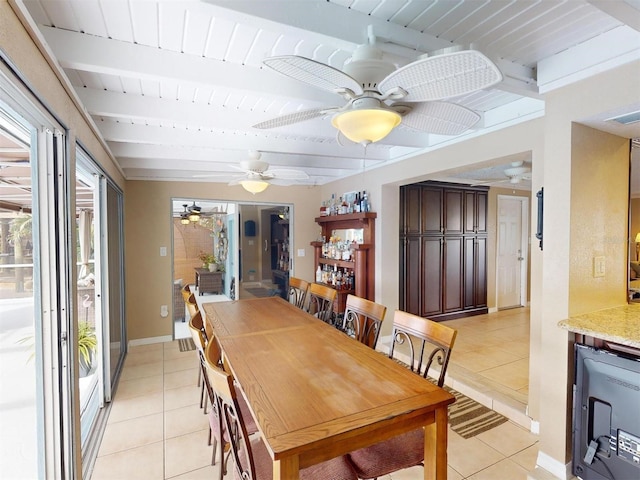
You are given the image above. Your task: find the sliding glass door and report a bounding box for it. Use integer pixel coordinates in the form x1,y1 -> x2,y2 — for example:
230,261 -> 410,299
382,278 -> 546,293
76,147 -> 126,473
0,64 -> 74,479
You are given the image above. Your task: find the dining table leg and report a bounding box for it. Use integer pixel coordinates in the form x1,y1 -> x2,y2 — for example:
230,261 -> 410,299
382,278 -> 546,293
424,406 -> 448,479
274,455 -> 299,479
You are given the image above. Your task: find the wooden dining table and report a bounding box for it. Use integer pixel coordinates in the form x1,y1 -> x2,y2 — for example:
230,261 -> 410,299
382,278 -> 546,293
203,296 -> 455,480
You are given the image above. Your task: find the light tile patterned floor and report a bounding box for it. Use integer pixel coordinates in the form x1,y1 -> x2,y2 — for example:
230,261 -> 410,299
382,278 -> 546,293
91,307 -> 537,479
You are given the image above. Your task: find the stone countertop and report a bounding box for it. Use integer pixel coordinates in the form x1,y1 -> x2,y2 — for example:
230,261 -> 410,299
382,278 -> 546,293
558,304 -> 640,348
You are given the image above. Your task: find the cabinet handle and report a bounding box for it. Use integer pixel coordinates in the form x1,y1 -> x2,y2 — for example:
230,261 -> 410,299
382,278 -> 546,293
264,240 -> 268,252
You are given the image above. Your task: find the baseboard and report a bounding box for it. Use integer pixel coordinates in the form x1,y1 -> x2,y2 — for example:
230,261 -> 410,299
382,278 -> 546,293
536,451 -> 573,480
128,335 -> 173,347
530,419 -> 540,434
488,306 -> 498,313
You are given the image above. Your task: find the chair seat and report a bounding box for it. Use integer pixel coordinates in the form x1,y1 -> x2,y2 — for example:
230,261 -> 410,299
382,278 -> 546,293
239,436 -> 358,480
347,428 -> 424,479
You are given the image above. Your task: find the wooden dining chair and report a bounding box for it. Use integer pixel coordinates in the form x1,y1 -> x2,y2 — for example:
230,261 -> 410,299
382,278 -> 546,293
288,276 -> 310,309
202,339 -> 258,479
306,282 -> 337,325
185,292 -> 199,319
341,294 -> 387,349
188,311 -> 209,412
181,283 -> 192,302
347,310 -> 457,479
206,357 -> 359,480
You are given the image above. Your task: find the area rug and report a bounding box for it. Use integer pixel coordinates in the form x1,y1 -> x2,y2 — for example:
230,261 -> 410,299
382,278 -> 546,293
245,287 -> 278,298
178,337 -> 196,352
389,356 -> 508,438
444,384 -> 508,438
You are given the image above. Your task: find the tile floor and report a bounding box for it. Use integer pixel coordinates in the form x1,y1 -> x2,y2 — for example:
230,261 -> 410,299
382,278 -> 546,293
91,305 -> 538,479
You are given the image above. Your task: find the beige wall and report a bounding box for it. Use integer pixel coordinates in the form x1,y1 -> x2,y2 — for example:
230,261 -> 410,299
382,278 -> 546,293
533,61 -> 638,476
124,180 -> 320,341
569,124 -> 629,313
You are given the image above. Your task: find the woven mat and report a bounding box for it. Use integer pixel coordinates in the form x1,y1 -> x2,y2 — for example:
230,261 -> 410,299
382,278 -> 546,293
444,384 -> 508,438
178,337 -> 196,352
390,357 -> 508,438
245,287 -> 278,298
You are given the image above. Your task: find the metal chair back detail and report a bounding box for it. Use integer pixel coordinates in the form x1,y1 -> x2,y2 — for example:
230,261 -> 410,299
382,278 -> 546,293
342,294 -> 387,349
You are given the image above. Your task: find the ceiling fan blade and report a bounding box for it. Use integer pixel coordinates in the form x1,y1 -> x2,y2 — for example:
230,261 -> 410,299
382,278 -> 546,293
265,168 -> 310,180
379,50 -> 502,102
401,101 -> 480,136
264,55 -> 363,97
253,107 -> 340,129
192,172 -> 245,179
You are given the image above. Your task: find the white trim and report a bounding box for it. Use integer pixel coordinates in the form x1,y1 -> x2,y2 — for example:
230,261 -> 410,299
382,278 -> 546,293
488,306 -> 498,313
536,451 -> 572,480
128,335 -> 173,347
530,419 -> 540,435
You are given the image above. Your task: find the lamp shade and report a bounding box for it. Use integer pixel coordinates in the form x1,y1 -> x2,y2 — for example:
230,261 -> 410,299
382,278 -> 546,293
331,108 -> 401,144
180,216 -> 190,225
240,179 -> 269,194
636,232 -> 640,243
188,212 -> 200,222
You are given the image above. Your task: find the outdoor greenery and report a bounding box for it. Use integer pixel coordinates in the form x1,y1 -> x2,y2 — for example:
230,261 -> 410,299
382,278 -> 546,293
78,321 -> 97,366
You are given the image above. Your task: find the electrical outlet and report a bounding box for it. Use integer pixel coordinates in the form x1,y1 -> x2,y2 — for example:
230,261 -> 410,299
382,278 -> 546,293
593,256 -> 605,278
160,305 -> 168,317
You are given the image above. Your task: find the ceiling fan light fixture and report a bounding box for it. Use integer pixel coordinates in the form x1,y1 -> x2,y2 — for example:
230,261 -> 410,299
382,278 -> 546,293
331,107 -> 401,144
180,215 -> 190,225
188,212 -> 200,222
240,179 -> 270,194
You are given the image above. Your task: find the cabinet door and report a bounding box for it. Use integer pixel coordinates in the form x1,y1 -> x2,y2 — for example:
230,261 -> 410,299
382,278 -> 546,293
401,185 -> 422,235
475,236 -> 487,307
464,191 -> 488,234
476,192 -> 487,234
422,187 -> 443,235
400,236 -> 422,315
421,236 -> 443,316
444,189 -> 463,234
443,236 -> 463,313
463,236 -> 488,309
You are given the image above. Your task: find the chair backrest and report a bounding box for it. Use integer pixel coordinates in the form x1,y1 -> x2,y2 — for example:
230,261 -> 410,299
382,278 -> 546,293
181,283 -> 191,302
288,276 -> 310,309
389,310 -> 457,387
342,295 -> 387,349
186,292 -> 199,318
188,311 -> 207,351
204,354 -> 257,479
307,283 -> 337,324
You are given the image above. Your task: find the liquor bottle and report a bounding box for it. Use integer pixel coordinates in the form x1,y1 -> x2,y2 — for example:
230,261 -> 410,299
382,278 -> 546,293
316,266 -> 322,282
354,192 -> 361,213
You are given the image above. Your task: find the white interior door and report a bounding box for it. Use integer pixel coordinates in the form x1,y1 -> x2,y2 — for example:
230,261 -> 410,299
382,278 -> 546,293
497,196 -> 528,309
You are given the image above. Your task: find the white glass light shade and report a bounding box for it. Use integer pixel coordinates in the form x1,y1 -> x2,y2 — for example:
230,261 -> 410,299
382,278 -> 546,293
180,216 -> 190,225
240,179 -> 269,194
188,212 -> 200,222
331,108 -> 401,144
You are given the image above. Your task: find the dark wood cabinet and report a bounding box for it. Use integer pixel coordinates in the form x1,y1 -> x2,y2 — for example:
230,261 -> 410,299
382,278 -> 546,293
400,182 -> 488,321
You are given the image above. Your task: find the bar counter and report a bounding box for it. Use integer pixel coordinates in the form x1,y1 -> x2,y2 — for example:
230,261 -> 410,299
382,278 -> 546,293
558,304 -> 640,348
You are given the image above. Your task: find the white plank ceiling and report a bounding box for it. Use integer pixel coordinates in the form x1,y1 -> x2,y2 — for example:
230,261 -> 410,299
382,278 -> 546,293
11,0 -> 640,190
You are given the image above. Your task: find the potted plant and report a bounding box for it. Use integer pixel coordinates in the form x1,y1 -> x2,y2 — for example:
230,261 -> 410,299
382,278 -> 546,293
198,251 -> 217,271
78,321 -> 97,377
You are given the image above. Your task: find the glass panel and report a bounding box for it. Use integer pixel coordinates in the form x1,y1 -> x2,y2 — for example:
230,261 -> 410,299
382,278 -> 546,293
75,161 -> 101,451
0,105 -> 40,478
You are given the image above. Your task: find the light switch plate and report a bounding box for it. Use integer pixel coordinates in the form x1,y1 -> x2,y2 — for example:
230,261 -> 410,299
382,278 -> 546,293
593,256 -> 605,278
160,246 -> 167,257
297,248 -> 305,257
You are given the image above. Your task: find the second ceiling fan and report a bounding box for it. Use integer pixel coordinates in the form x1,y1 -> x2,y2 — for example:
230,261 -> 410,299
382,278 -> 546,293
254,28 -> 503,145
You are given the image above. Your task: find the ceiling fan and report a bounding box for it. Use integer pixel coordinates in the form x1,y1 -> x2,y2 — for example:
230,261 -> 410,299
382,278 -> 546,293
195,151 -> 309,194
253,27 -> 503,144
471,161 -> 532,186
